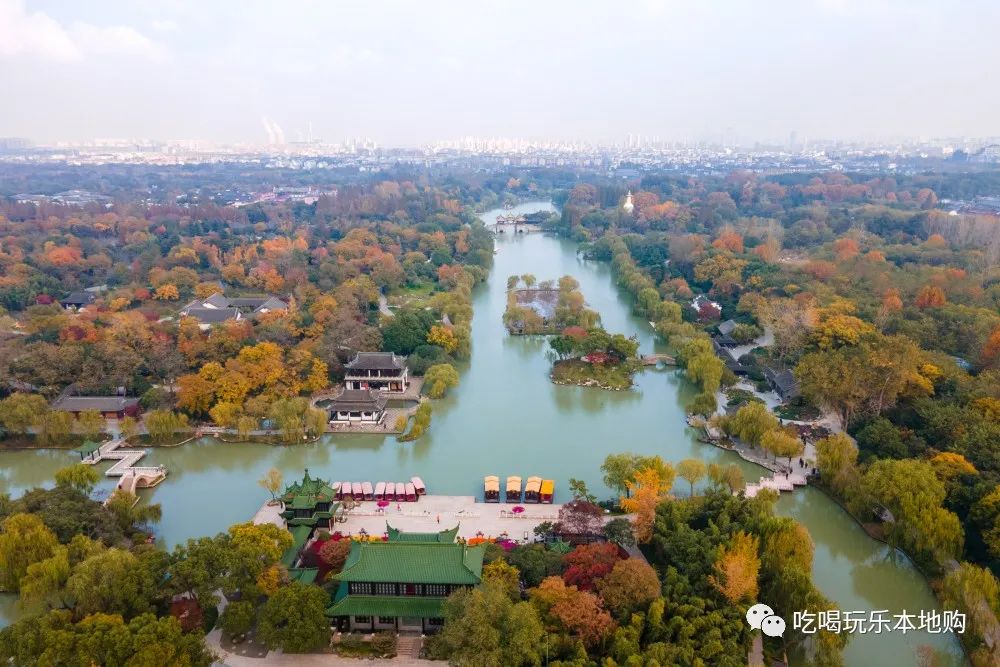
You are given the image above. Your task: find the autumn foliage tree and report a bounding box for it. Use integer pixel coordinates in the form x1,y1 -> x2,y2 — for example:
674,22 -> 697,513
529,576 -> 615,649
709,531 -> 760,604
915,284 -> 946,308
595,558 -> 660,621
562,543 -> 622,591
621,465 -> 674,543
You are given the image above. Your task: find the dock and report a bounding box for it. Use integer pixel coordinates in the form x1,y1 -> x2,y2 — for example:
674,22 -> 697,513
78,437 -> 167,498
253,494 -> 604,545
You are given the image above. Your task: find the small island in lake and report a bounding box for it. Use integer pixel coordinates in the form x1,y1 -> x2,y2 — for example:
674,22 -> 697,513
503,274 -> 599,334
549,326 -> 641,390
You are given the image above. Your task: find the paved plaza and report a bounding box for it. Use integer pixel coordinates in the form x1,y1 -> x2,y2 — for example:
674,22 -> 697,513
254,494 -> 574,542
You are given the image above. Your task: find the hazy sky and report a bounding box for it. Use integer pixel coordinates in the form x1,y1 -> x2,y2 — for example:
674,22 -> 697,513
1,0 -> 998,146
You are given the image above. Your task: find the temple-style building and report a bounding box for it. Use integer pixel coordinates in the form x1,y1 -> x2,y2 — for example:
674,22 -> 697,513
326,524 -> 484,633
277,469 -> 339,581
327,388 -> 388,425
279,469 -> 339,528
344,352 -> 409,393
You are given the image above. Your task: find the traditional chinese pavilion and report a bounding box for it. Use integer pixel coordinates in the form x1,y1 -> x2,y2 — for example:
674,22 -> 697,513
344,352 -> 409,393
279,469 -> 339,529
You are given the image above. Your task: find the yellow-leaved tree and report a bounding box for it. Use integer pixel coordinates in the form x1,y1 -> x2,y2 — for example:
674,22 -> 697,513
709,531 -> 760,604
620,463 -> 674,543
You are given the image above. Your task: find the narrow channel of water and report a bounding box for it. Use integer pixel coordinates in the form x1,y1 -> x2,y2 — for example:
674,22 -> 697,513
0,203 -> 967,666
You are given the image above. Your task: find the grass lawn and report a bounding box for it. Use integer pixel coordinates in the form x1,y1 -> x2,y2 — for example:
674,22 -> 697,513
550,359 -> 638,391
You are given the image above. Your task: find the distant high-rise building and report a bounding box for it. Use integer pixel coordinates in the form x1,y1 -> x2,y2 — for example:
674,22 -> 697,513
789,131 -> 798,150
0,137 -> 32,151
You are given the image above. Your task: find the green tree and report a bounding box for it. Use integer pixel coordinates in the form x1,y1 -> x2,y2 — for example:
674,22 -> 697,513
507,544 -> 565,588
119,416 -> 139,440
66,548 -> 159,618
37,410 -> 74,445
939,563 -> 1000,666
304,407 -> 328,438
815,432 -> 859,497
0,393 -> 49,434
726,401 -> 779,447
381,310 -> 433,355
761,429 -> 803,464
482,559 -> 521,600
105,490 -> 162,535
236,414 -> 257,440
256,582 -> 330,652
0,610 -> 213,667
860,459 -> 963,566
398,401 -> 432,442
220,600 -> 257,638
677,458 -> 708,497
0,513 -> 59,592
53,464 -> 100,494
437,582 -> 544,666
145,409 -> 189,442
76,409 -> 106,440
568,478 -> 596,503
17,545 -> 73,613
167,535 -> 229,609
601,453 -> 642,499
224,522 -> 293,596
603,517 -> 635,548
424,363 -> 460,398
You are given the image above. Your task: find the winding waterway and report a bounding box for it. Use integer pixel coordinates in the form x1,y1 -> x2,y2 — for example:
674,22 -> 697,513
0,203 -> 965,665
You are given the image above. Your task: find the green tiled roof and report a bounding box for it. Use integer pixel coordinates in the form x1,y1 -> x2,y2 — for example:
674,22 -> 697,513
73,440 -> 102,456
386,523 -> 459,543
327,595 -> 445,618
289,568 -> 318,585
279,469 -> 337,504
335,541 -> 484,585
280,524 -> 313,568
290,494 -> 315,510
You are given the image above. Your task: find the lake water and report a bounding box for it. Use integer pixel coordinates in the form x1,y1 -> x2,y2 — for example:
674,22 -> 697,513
0,202 -> 966,665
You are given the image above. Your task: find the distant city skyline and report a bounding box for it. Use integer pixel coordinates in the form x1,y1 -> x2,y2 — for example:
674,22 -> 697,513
1,0 -> 999,146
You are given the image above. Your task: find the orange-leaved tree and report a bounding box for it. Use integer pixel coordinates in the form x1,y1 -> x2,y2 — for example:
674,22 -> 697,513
620,464 -> 674,543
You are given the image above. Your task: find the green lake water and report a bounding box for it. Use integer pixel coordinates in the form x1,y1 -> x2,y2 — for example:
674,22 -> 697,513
0,203 -> 966,665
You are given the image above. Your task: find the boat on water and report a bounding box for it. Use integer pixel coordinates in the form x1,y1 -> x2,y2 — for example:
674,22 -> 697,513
385,482 -> 396,501
484,475 -> 500,502
411,476 -> 426,495
405,482 -> 418,502
524,476 -> 542,503
374,481 -> 386,501
506,476 -> 522,503
540,479 -> 554,503
362,481 -> 374,501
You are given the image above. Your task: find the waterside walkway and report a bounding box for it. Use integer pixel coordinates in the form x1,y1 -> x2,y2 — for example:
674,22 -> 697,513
79,437 -> 167,497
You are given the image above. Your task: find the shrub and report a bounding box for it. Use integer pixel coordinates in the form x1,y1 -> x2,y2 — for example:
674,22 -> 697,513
371,631 -> 397,657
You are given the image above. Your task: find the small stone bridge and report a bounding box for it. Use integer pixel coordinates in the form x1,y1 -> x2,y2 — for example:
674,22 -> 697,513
80,437 -> 167,500
641,353 -> 676,366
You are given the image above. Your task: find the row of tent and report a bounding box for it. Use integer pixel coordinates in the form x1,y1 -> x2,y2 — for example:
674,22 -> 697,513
334,477 -> 427,503
484,475 -> 554,503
